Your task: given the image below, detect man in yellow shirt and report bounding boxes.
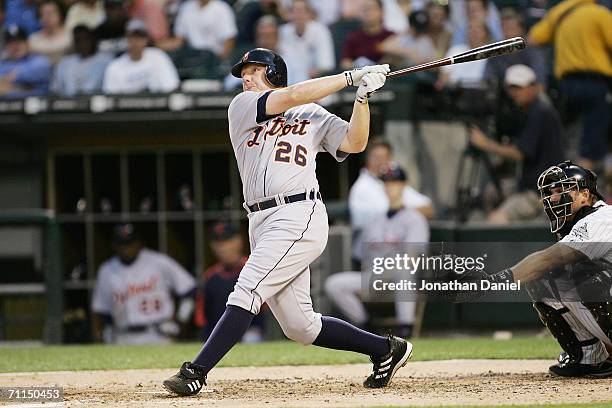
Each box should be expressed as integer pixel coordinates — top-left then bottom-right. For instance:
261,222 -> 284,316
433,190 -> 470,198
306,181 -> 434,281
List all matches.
529,0 -> 611,170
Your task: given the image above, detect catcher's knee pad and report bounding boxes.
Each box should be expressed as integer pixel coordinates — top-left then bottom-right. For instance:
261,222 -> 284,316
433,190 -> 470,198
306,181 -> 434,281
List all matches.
583,302 -> 612,342
533,302 -> 598,363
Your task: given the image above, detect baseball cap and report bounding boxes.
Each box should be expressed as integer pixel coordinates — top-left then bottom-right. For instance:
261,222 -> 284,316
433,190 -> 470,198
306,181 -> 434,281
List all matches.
4,25 -> 28,42
505,64 -> 537,87
112,223 -> 139,245
125,19 -> 148,37
209,222 -> 239,241
380,165 -> 408,182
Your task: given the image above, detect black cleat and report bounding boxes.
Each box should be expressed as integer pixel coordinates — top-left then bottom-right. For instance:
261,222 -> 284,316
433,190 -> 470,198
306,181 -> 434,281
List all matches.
549,359 -> 612,378
163,362 -> 207,396
363,335 -> 413,388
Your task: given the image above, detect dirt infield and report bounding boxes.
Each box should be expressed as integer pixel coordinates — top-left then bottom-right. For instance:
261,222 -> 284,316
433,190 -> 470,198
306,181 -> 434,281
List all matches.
3,360 -> 611,407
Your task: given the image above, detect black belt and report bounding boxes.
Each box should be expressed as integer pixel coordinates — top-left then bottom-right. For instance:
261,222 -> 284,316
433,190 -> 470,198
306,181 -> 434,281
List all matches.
125,325 -> 150,333
248,191 -> 321,213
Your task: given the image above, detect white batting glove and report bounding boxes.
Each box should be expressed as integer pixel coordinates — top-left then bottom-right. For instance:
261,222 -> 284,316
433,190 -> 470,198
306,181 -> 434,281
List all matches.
344,64 -> 390,87
356,73 -> 387,104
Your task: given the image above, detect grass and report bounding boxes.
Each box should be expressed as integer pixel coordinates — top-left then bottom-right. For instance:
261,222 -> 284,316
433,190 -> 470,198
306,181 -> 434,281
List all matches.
0,337 -> 561,373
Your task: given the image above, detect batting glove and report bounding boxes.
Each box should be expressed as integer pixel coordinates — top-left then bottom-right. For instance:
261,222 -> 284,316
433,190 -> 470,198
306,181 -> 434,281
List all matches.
356,73 -> 387,104
344,64 -> 390,87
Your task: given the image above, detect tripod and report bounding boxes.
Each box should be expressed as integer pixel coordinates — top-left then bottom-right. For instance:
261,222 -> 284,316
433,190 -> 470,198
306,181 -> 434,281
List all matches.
454,130 -> 505,223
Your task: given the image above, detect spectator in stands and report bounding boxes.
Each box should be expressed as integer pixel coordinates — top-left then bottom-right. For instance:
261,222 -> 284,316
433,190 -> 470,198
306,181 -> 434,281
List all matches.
340,0 -> 393,69
92,223 -> 196,344
0,25 -> 51,98
5,0 -> 42,35
529,0 -> 611,171
126,0 -> 169,46
235,0 -> 284,44
425,0 -> 451,59
279,0 -> 335,81
95,0 -> 129,54
469,65 -> 565,224
194,222 -> 265,343
379,9 -> 436,68
484,8 -> 546,86
52,25 -> 112,95
436,20 -> 490,89
341,0 -> 419,33
281,0 -> 340,26
449,0 -> 502,46
29,1 -> 72,65
349,139 -> 434,263
160,0 -> 237,60
64,0 -> 104,32
326,165 -> 429,339
102,19 -> 179,94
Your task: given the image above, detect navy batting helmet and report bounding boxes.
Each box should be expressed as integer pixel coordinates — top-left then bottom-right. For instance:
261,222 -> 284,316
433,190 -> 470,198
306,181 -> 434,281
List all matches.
537,160 -> 604,233
231,48 -> 288,87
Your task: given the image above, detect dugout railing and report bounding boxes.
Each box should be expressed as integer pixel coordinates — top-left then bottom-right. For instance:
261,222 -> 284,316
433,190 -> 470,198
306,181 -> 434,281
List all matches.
0,210 -> 63,343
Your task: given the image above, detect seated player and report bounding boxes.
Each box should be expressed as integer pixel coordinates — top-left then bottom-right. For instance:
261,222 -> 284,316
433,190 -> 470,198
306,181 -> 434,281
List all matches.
91,223 -> 196,344
326,165 -> 430,338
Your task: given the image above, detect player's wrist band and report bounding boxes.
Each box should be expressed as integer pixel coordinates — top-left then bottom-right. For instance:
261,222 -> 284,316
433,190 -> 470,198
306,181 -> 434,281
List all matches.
344,71 -> 353,87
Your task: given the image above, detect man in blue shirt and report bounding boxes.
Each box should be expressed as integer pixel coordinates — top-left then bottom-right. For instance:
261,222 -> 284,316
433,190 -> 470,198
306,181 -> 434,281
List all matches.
4,0 -> 40,35
0,25 -> 51,98
52,25 -> 113,96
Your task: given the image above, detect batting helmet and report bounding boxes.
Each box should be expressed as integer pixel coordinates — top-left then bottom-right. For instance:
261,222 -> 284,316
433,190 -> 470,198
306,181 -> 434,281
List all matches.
537,160 -> 604,233
231,48 -> 288,87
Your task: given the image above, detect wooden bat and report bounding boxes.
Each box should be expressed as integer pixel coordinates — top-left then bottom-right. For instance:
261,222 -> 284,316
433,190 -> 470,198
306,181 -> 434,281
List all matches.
387,37 -> 526,78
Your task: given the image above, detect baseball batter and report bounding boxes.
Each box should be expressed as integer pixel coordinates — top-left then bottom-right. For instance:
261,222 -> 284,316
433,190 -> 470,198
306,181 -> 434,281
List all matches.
164,48 -> 413,396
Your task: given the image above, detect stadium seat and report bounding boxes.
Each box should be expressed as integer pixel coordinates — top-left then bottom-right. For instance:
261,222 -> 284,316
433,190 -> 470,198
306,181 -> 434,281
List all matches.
330,19 -> 360,68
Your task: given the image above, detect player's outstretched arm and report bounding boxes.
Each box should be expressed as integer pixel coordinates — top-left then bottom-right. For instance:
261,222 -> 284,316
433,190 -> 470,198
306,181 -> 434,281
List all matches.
265,65 -> 390,116
510,243 -> 586,283
339,72 -> 388,153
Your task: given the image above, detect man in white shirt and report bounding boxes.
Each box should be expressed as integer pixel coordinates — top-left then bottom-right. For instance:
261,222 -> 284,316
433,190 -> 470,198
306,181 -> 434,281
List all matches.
279,0 -> 335,82
327,165 -> 429,338
163,0 -> 237,59
349,139 -> 434,261
103,19 -> 179,94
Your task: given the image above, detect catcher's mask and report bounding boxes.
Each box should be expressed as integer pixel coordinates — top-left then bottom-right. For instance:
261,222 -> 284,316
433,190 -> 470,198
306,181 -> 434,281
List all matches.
537,161 -> 604,233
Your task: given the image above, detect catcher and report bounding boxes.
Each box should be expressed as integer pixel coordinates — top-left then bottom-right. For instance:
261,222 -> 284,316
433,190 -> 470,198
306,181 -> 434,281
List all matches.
439,161 -> 612,378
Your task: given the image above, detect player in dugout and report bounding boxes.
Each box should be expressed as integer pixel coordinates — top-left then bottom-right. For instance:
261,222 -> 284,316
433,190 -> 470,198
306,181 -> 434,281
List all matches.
91,223 -> 196,344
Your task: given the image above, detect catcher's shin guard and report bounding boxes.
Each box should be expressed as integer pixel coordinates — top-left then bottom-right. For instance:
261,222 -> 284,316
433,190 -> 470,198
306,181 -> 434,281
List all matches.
533,302 -> 587,364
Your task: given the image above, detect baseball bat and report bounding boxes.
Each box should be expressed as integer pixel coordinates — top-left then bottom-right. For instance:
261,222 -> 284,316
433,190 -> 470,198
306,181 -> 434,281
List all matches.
387,37 -> 526,78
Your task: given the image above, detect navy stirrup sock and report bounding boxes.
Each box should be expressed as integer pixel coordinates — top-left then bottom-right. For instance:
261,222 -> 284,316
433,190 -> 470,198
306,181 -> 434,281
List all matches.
313,316 -> 390,358
192,305 -> 255,372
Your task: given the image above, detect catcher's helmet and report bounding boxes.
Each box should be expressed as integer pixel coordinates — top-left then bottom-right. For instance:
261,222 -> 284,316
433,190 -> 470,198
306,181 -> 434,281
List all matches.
231,48 -> 288,87
537,160 -> 604,233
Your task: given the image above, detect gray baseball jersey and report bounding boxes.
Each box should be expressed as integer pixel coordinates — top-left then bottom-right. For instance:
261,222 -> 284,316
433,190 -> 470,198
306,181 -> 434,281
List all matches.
92,248 -> 195,330
228,90 -> 348,203
225,89 -> 350,345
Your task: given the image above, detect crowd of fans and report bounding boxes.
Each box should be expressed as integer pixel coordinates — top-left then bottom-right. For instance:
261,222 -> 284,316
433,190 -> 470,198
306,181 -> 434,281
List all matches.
0,0 -> 572,97
1,0 -> 611,214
